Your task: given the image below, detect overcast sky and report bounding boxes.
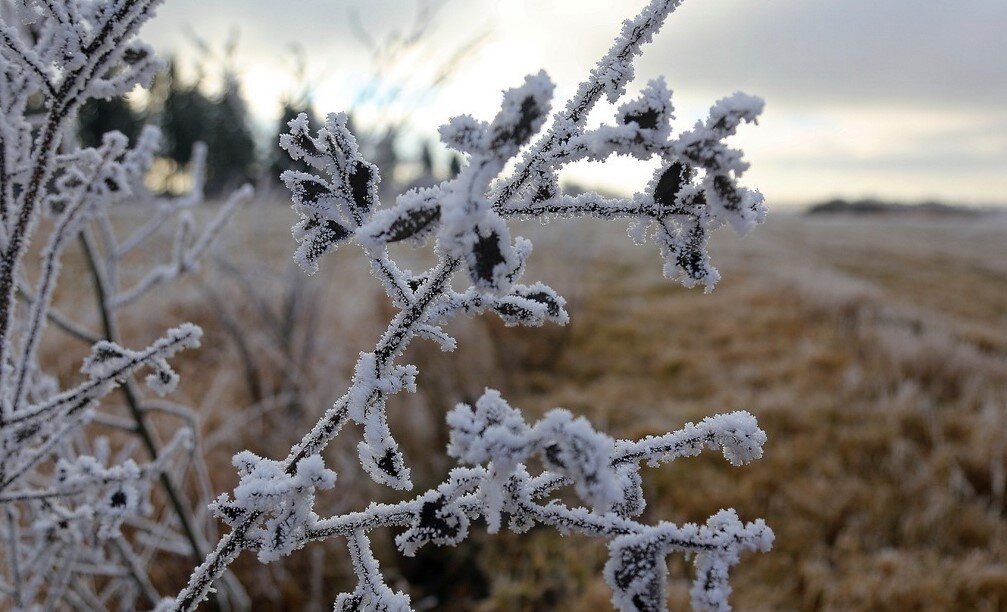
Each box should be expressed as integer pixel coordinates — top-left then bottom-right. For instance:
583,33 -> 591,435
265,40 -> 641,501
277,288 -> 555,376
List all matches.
142,0 -> 1007,207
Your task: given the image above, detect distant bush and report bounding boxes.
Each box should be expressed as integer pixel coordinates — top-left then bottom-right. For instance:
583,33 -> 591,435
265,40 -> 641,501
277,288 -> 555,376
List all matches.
807,198 -> 984,216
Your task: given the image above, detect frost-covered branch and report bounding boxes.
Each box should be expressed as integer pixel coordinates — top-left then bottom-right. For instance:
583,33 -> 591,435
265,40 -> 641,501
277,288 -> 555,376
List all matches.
1,324 -> 201,490
109,183 -> 253,310
176,0 -> 771,610
0,0 -> 164,371
0,2 -> 250,608
206,393 -> 769,612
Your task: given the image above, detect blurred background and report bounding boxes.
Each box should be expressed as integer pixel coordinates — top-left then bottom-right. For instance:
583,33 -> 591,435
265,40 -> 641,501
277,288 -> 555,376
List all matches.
102,0 -> 1007,208
59,0 -> 1007,609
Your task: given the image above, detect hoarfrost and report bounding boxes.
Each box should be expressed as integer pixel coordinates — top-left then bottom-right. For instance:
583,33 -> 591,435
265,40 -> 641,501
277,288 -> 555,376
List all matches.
172,0 -> 774,610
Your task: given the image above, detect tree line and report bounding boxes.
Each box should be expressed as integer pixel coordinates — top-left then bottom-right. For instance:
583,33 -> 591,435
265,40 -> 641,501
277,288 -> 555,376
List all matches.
77,60 -> 457,198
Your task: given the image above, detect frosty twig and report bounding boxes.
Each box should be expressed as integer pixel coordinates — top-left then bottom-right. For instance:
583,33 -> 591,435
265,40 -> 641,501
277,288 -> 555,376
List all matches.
0,2 -> 250,608
175,0 -> 771,610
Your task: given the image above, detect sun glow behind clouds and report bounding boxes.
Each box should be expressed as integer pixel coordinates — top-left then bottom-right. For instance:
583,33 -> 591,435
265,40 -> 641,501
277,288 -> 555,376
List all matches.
143,0 -> 1007,207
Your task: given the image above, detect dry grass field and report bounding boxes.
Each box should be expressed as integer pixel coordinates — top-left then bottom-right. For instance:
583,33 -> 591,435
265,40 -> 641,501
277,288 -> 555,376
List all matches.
40,205 -> 1007,610
472,212 -> 1007,611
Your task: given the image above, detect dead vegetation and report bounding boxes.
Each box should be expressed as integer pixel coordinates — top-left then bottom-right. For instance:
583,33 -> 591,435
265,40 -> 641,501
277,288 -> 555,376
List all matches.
41,205 -> 1007,610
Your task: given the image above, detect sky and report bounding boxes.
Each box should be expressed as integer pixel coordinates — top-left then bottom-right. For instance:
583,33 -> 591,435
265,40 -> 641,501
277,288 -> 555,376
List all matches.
142,0 -> 1007,207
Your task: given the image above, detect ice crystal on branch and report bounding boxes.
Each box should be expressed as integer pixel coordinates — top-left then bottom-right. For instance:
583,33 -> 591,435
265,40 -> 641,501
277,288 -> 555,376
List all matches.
213,452 -> 337,563
335,530 -> 412,611
280,112 -> 380,274
605,509 -> 772,612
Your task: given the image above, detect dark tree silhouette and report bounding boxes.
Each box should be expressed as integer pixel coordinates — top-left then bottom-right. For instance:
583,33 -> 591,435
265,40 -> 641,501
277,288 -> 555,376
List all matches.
159,63 -> 256,194
269,100 -> 318,182
206,74 -> 257,193
77,97 -> 144,149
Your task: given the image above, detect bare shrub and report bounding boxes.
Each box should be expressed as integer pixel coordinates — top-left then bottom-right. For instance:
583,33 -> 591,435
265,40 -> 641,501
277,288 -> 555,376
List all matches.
0,2 -> 250,608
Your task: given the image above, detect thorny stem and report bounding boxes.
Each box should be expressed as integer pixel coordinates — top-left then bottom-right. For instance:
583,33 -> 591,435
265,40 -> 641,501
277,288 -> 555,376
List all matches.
286,255 -> 459,467
4,508 -> 23,608
11,146 -> 121,412
0,134 -> 8,227
14,282 -> 100,344
0,110 -> 61,421
79,231 -> 226,611
111,535 -> 161,607
0,0 -> 155,421
192,277 -> 264,405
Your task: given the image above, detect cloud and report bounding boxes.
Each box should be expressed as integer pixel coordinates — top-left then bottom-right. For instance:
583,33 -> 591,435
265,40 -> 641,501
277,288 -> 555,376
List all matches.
140,0 -> 1006,204
645,0 -> 1007,110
